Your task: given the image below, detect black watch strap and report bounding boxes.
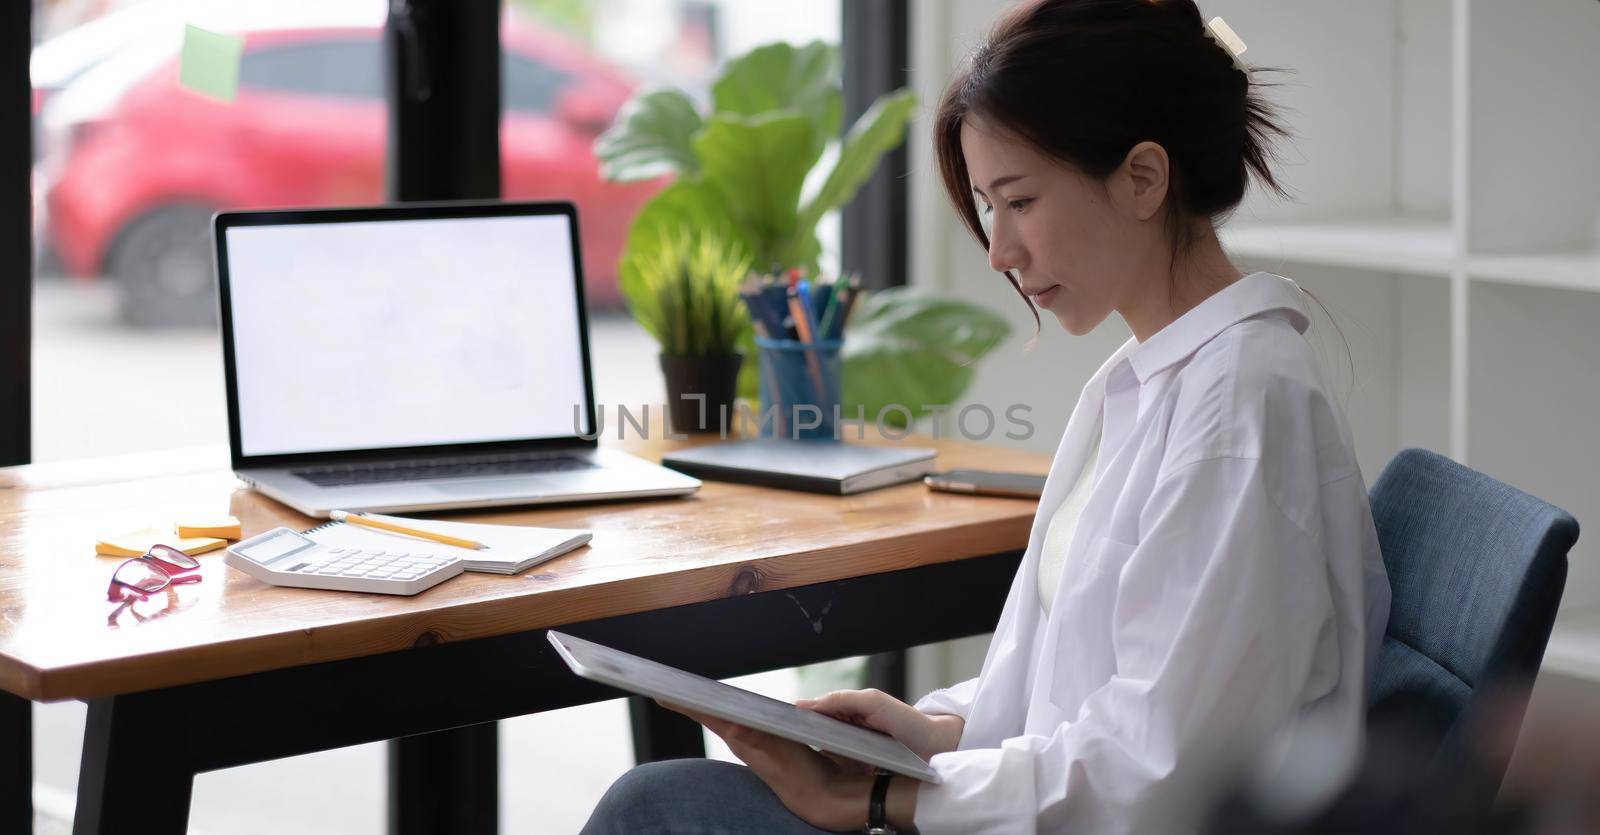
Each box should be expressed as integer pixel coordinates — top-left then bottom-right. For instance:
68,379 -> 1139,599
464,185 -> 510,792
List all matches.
865,769 -> 896,834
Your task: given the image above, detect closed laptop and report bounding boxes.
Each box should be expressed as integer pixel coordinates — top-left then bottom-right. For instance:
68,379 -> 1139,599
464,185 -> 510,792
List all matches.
662,439 -> 936,495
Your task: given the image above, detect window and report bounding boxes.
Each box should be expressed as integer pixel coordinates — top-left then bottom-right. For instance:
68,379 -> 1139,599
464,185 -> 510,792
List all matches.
239,37 -> 385,101
503,52 -> 571,114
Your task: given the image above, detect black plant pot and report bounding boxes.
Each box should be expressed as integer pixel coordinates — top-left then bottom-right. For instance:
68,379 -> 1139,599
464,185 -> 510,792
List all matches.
659,353 -> 743,433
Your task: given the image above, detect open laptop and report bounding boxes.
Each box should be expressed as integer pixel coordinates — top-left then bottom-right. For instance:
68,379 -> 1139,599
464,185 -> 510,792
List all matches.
214,200 -> 701,518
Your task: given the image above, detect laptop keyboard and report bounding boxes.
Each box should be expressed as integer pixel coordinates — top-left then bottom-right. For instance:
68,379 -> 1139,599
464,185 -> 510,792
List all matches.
292,455 -> 597,487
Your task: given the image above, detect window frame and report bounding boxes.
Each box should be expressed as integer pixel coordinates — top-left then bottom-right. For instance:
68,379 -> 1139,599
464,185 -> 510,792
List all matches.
841,0 -> 910,293
2,0 -> 29,467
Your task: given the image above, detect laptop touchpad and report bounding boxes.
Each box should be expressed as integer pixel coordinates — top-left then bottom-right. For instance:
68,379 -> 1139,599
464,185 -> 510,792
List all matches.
429,478 -> 555,497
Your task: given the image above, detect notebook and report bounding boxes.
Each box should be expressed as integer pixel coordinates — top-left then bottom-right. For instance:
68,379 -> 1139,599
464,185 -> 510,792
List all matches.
302,513 -> 592,575
661,439 -> 937,495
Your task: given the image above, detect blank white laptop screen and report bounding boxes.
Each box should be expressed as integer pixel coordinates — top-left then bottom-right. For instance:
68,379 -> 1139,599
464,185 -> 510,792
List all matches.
225,214 -> 590,457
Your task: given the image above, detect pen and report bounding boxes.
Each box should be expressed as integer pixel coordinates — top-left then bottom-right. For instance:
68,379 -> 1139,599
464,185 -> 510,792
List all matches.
788,286 -> 815,345
817,276 -> 844,341
807,277 -> 831,324
764,283 -> 792,338
787,286 -> 828,399
796,279 -> 820,340
330,510 -> 488,550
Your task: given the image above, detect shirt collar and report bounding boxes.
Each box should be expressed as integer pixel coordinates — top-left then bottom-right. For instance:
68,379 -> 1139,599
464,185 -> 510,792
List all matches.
1121,272 -> 1311,385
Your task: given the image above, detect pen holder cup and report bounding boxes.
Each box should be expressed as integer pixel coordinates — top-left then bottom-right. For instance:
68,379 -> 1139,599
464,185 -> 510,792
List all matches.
754,337 -> 843,440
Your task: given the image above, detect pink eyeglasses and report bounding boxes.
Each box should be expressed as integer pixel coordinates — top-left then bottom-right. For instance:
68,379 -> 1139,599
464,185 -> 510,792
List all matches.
106,544 -> 203,602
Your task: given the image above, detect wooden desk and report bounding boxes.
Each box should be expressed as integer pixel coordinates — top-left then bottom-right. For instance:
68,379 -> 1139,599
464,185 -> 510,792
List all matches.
0,434 -> 1047,833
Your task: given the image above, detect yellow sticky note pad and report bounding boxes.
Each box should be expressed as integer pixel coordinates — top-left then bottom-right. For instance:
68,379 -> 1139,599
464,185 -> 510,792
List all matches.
95,527 -> 227,558
178,24 -> 244,103
175,516 -> 242,540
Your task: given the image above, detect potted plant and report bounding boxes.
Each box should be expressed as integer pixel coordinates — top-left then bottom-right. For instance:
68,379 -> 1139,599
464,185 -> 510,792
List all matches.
623,228 -> 750,433
597,40 -> 1009,426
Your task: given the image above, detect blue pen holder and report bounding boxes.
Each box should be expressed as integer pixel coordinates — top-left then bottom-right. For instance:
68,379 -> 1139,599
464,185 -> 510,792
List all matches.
754,337 -> 843,440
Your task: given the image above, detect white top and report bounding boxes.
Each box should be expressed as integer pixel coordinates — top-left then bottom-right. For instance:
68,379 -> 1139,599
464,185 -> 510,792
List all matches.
911,272 -> 1392,834
1036,435 -> 1099,618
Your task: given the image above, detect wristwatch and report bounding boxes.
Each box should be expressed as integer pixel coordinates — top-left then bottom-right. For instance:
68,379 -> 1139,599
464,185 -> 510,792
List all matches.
863,769 -> 897,834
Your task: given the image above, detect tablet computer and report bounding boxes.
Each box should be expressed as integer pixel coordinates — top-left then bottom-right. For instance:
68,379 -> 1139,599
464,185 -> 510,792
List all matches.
547,630 -> 941,783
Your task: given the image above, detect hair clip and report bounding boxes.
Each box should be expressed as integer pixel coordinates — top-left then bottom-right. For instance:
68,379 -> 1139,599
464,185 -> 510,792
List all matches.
1202,16 -> 1251,81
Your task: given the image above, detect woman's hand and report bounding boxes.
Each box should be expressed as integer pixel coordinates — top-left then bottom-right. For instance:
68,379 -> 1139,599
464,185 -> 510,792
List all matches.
653,689 -> 956,830
656,701 -> 880,831
795,688 -> 965,761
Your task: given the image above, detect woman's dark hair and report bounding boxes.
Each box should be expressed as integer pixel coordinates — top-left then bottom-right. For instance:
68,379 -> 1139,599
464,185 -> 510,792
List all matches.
935,0 -> 1290,329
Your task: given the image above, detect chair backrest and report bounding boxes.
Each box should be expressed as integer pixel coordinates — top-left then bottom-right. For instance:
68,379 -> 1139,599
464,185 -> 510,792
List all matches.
1367,448 -> 1576,763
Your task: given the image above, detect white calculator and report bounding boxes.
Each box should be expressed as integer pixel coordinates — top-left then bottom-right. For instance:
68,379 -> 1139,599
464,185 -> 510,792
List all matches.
226,527 -> 464,595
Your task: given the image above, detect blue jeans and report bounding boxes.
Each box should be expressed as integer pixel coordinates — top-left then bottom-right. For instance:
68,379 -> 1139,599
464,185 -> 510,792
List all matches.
580,758 -> 845,834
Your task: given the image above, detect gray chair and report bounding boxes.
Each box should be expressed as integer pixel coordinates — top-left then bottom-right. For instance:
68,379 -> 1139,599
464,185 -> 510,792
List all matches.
1367,447 -> 1577,788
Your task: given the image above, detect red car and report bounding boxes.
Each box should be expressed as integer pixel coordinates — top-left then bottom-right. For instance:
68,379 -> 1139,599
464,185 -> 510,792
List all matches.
40,18 -> 662,326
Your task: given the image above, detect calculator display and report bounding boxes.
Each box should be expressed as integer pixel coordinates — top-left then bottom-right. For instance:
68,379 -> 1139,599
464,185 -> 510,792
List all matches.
237,530 -> 316,565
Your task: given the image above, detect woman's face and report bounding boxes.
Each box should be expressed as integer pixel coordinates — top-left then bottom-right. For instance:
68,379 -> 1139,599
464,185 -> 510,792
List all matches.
960,119 -> 1169,336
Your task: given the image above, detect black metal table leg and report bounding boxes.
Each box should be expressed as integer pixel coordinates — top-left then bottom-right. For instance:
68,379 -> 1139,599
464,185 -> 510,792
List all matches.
627,696 -> 707,763
866,649 -> 909,700
75,695 -> 193,835
1,690 -> 30,835
387,722 -> 499,835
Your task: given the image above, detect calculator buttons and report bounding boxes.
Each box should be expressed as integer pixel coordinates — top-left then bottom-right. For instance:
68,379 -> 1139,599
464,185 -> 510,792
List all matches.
235,539 -> 459,592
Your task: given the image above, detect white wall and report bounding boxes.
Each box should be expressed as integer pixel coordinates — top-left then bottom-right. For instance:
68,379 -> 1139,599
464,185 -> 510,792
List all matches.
1467,0 -> 1600,253
1468,283 -> 1600,609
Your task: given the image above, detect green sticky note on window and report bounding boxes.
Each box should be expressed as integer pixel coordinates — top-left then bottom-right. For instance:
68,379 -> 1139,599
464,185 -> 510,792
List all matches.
178,24 -> 244,103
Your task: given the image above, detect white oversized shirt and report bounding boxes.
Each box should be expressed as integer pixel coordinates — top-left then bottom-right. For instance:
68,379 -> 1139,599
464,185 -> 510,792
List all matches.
912,272 -> 1392,834
1037,436 -> 1099,617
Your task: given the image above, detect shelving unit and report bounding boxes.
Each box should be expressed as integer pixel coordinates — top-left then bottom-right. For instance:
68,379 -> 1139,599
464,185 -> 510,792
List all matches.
1220,216 -> 1454,278
1214,0 -> 1600,683
1469,252 -> 1600,293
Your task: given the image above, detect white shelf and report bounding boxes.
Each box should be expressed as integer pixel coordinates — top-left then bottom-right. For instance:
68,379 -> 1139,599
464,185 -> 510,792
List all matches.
1469,251 -> 1600,293
1221,216 -> 1455,278
1543,605 -> 1600,682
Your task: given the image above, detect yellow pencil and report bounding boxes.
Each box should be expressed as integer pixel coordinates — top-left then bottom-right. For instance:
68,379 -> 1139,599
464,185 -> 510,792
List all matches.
329,510 -> 488,550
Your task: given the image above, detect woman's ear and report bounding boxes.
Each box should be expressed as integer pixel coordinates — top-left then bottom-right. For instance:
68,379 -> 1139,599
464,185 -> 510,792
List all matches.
1111,141 -> 1170,222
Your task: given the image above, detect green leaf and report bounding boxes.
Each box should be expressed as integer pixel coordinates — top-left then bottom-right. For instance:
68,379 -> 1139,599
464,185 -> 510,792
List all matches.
841,289 -> 1013,428
618,180 -> 751,323
786,89 -> 918,265
712,41 -> 842,141
735,322 -> 760,401
621,227 -> 751,357
593,87 -> 704,182
694,112 -> 821,272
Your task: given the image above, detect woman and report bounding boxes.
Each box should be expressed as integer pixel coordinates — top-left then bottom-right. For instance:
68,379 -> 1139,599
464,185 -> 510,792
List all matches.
583,0 -> 1391,831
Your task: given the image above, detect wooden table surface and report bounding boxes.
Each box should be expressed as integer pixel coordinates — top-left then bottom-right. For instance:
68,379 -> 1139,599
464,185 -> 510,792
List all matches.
0,432 -> 1049,703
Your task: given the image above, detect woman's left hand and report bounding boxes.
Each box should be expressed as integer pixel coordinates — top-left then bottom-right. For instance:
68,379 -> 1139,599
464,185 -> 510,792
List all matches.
656,700 -> 876,831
